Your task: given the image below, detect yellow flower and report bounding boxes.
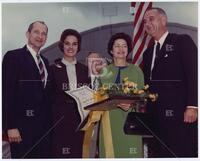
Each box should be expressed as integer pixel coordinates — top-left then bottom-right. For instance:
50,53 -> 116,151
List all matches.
102,84 -> 109,91
123,77 -> 129,83
96,87 -> 106,96
124,81 -> 129,87
128,82 -> 137,88
132,89 -> 138,94
137,90 -> 145,94
123,87 -> 130,94
105,76 -> 158,103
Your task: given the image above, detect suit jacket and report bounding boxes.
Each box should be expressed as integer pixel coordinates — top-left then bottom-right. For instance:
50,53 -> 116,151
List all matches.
143,33 -> 197,121
2,45 -> 52,137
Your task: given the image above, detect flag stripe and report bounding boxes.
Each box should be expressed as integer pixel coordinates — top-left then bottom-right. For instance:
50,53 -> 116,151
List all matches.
131,2 -> 153,66
133,3 -> 150,39
134,36 -> 153,66
132,35 -> 147,64
132,22 -> 144,48
133,2 -> 144,27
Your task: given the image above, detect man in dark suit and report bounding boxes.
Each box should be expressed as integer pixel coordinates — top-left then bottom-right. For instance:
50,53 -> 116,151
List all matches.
2,21 -> 52,158
142,8 -> 198,157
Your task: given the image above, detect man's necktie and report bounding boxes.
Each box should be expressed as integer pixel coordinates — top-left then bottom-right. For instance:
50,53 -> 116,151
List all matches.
156,42 -> 160,57
36,54 -> 45,83
151,42 -> 161,79
154,42 -> 160,65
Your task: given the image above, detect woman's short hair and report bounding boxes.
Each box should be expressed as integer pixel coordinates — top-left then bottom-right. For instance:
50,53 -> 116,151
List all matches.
58,29 -> 81,52
107,32 -> 132,56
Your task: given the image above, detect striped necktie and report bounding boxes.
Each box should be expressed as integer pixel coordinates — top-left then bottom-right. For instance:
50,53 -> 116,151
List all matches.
36,54 -> 45,83
92,76 -> 102,91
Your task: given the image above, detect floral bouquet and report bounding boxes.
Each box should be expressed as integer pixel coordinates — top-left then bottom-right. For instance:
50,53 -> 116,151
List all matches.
89,77 -> 158,135
95,77 -> 158,112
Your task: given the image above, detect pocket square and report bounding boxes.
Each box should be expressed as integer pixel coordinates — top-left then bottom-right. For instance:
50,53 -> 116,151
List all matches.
164,54 -> 168,58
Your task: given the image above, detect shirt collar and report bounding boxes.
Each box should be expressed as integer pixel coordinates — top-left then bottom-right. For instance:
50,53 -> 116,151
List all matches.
155,31 -> 169,49
61,57 -> 77,66
26,44 -> 40,57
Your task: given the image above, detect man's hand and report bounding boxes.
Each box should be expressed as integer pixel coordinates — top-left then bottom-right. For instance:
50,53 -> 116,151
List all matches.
184,107 -> 198,123
91,59 -> 107,75
7,129 -> 22,143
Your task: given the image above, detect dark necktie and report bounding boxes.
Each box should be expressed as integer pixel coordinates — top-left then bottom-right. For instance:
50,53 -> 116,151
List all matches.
36,54 -> 45,83
154,42 -> 160,65
155,42 -> 160,57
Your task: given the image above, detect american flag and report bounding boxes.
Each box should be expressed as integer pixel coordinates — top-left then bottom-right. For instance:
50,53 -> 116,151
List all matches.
130,2 -> 153,68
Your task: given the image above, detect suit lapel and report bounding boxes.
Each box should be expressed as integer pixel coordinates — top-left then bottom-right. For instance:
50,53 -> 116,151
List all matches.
148,46 -> 154,67
56,60 -> 69,84
23,46 -> 41,80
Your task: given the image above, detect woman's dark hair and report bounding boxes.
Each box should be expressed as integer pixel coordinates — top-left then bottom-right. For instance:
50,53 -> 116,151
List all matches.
107,32 -> 132,56
58,29 -> 81,53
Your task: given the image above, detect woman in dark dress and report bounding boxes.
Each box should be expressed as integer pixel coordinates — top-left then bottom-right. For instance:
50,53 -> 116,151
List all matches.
50,29 -> 90,158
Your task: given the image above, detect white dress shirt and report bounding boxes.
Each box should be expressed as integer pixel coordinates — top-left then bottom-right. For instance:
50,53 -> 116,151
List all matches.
90,74 -> 96,90
90,74 -> 101,90
61,58 -> 77,90
26,44 -> 48,87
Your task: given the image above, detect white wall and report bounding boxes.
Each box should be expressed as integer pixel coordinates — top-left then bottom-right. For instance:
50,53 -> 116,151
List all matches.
1,2 -> 198,55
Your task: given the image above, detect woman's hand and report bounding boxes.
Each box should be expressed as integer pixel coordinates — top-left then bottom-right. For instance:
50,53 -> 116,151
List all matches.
117,103 -> 131,111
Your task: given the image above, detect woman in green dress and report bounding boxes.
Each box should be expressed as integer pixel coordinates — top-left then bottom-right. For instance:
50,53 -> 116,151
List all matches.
99,32 -> 144,158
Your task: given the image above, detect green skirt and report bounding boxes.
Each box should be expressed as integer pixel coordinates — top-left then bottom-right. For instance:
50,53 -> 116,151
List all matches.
99,108 -> 143,158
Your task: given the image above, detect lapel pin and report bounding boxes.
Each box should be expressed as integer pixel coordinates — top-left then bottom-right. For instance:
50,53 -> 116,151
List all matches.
164,54 -> 168,58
